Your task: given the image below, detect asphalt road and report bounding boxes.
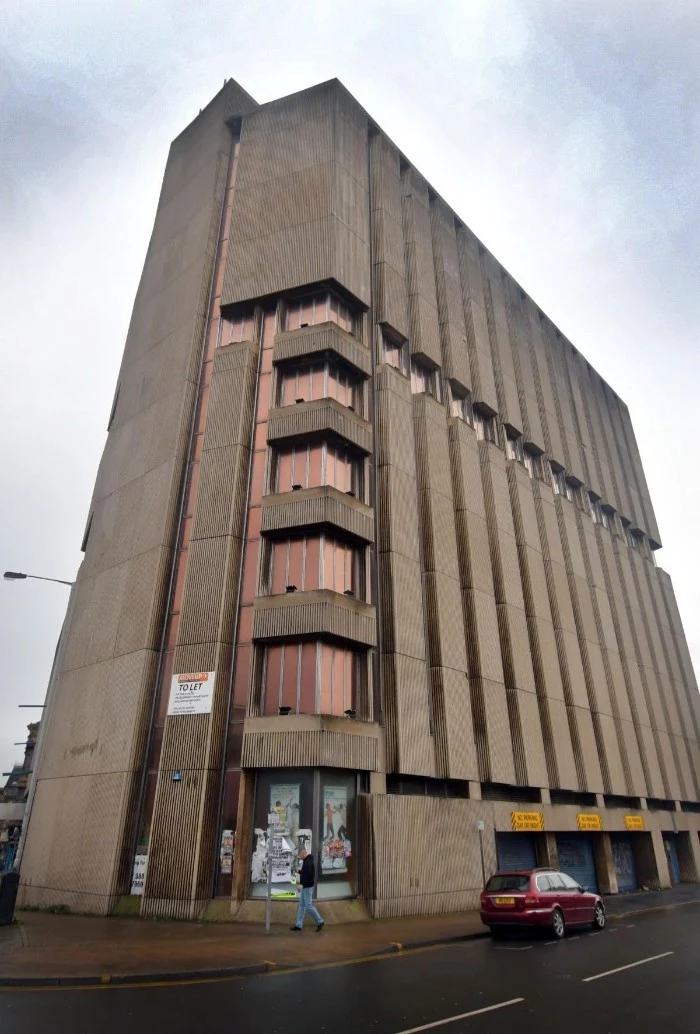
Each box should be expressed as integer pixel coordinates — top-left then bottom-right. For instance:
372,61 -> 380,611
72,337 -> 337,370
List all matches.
2,903 -> 698,1034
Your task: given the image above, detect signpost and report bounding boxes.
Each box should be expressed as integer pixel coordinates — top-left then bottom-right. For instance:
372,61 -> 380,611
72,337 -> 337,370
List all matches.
477,820 -> 486,887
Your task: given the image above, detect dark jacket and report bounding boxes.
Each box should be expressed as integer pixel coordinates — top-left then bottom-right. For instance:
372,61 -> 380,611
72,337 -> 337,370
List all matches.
299,853 -> 315,888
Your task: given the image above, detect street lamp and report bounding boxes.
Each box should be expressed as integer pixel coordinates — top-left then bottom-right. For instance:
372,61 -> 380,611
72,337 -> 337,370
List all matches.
3,568 -> 74,872
4,571 -> 74,587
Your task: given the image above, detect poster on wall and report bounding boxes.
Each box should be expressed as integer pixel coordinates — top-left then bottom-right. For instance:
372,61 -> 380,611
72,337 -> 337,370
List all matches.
167,671 -> 215,716
220,829 -> 234,875
131,854 -> 148,895
321,786 -> 351,873
269,784 -> 300,838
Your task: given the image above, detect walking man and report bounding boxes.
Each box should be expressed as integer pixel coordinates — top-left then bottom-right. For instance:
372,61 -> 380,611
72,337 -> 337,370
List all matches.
290,849 -> 324,932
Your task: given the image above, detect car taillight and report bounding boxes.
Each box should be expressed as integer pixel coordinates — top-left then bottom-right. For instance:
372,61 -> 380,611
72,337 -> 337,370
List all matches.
480,892 -> 487,906
523,895 -> 538,907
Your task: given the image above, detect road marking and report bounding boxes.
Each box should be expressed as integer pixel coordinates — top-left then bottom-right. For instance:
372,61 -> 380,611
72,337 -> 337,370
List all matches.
582,951 -> 674,983
493,944 -> 532,951
392,998 -> 525,1033
569,936 -> 580,941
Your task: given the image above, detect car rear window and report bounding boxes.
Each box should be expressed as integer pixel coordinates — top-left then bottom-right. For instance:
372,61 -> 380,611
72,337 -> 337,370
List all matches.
486,875 -> 530,892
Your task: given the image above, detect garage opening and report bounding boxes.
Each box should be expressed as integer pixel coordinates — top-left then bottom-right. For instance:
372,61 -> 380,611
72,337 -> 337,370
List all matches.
555,834 -> 599,893
610,833 -> 639,892
496,832 -> 537,873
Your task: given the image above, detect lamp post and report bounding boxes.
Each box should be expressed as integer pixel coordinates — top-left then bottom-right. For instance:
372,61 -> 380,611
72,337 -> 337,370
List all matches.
3,570 -> 74,872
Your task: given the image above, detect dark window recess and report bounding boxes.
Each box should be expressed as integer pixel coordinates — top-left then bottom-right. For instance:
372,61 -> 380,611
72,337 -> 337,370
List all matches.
680,801 -> 700,814
646,798 -> 676,812
481,783 -> 541,804
550,789 -> 597,807
604,794 -> 642,810
386,775 -> 470,799
80,512 -> 93,553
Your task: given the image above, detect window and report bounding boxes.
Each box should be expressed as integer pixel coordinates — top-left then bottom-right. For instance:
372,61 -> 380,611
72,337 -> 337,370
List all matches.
505,431 -> 525,464
267,534 -> 362,597
278,360 -> 361,413
448,382 -> 474,425
523,446 -> 546,481
536,875 -> 553,891
550,465 -> 577,502
485,875 -> 530,892
286,292 -> 355,336
559,874 -> 581,891
600,505 -> 614,531
222,311 -> 255,344
261,641 -> 358,716
381,330 -> 409,376
474,408 -> 497,443
410,358 -> 442,401
272,443 -> 362,498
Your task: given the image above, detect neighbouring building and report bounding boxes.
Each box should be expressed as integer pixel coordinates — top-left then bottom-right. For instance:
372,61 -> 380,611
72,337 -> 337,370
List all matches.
18,79 -> 700,919
1,724 -> 38,871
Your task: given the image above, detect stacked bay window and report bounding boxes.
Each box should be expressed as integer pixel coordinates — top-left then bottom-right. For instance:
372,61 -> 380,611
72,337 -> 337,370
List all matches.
278,360 -> 363,413
266,533 -> 365,599
285,290 -> 355,335
261,641 -> 361,717
272,442 -> 363,498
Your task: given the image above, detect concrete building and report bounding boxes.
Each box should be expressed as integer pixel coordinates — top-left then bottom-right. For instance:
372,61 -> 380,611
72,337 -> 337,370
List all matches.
19,78 -> 700,920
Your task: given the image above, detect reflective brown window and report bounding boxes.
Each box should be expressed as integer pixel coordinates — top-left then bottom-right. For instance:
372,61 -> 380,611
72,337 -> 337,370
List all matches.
261,641 -> 358,716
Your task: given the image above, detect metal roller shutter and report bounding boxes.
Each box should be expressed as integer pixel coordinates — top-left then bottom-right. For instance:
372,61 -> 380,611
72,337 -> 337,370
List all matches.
611,834 -> 638,892
496,832 -> 537,872
556,834 -> 599,893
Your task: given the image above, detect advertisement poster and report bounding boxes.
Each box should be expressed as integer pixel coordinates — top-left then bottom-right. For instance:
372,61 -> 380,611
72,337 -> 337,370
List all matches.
270,834 -> 295,883
131,854 -> 148,895
167,671 -> 215,716
219,829 -> 234,875
321,786 -> 351,873
269,784 -> 300,838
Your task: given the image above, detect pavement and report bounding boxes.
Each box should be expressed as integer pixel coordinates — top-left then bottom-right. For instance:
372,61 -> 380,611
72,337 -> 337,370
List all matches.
2,896 -> 699,1034
0,883 -> 698,988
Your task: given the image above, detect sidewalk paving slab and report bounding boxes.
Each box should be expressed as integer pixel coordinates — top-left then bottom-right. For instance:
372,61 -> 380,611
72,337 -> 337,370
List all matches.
1,884 -> 698,988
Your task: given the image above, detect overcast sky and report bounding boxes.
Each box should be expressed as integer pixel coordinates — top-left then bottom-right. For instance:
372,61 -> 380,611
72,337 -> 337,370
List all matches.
1,0 -> 699,779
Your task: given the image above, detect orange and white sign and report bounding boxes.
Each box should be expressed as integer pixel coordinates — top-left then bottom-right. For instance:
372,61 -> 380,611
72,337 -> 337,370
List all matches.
167,671 -> 215,716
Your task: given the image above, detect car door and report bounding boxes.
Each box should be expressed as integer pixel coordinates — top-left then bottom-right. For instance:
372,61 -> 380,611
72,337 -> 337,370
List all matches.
560,872 -> 592,922
548,873 -> 578,923
535,873 -> 557,915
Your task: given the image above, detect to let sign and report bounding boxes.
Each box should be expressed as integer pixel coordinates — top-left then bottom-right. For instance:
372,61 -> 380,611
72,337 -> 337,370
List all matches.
167,671 -> 215,716
511,811 -> 545,831
577,813 -> 603,831
624,815 -> 645,831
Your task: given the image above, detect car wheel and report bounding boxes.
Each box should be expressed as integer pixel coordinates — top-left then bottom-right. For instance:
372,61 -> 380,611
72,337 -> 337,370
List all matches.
592,903 -> 605,930
551,908 -> 565,939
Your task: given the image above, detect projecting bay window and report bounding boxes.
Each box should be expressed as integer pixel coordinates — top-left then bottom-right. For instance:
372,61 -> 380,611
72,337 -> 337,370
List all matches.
410,357 -> 442,401
505,430 -> 525,464
449,382 -> 474,425
266,534 -> 364,599
261,641 -> 361,717
278,360 -> 362,414
588,492 -> 609,527
286,291 -> 355,336
474,407 -> 497,443
381,329 -> 409,376
221,310 -> 256,344
272,442 -> 364,499
523,446 -> 546,481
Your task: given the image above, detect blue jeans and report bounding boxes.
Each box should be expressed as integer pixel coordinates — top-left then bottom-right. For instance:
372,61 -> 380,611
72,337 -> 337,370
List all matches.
295,886 -> 324,928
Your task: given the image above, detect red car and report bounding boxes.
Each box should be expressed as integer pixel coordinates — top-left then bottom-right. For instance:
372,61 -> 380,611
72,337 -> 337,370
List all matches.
480,868 -> 606,938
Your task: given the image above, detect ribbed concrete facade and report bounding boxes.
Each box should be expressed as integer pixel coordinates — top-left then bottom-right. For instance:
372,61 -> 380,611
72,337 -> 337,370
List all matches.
19,78 -> 700,920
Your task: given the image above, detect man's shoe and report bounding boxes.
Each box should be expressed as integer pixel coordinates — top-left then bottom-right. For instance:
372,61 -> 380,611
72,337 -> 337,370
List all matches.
290,926 -> 302,931
316,922 -> 325,932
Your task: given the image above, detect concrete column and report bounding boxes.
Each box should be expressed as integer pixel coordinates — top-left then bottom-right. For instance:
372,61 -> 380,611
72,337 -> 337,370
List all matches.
635,829 -> 669,890
369,771 -> 387,794
592,833 -> 618,895
231,770 -> 256,905
469,781 -> 482,801
537,832 -> 559,869
539,788 -> 551,805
